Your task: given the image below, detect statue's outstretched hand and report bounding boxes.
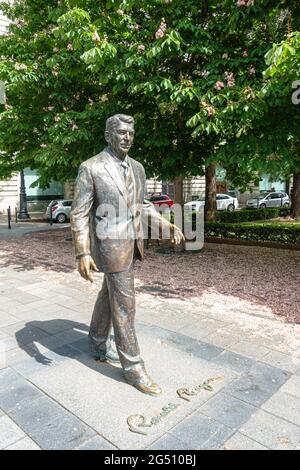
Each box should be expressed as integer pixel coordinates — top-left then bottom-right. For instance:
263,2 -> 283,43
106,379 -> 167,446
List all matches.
171,225 -> 185,245
78,255 -> 99,283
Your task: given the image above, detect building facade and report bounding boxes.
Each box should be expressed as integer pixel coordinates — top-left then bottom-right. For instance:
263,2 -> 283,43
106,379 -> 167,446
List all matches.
146,176 -> 206,202
0,11 -> 19,213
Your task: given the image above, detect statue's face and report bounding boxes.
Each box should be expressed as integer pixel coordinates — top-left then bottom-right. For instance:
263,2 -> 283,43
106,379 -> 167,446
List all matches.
107,121 -> 135,158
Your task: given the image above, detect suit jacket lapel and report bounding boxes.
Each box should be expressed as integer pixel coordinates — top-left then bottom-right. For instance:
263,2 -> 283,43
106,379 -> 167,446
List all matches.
101,150 -> 141,209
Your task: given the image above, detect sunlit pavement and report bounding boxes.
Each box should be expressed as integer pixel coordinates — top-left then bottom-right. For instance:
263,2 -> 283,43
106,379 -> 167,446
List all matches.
0,263 -> 299,450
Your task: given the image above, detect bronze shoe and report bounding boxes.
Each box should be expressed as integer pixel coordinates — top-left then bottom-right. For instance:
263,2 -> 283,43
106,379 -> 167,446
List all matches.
94,348 -> 120,364
124,371 -> 162,397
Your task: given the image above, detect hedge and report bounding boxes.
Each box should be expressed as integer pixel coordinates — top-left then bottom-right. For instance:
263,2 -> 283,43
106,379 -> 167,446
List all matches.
204,222 -> 300,245
216,207 -> 291,224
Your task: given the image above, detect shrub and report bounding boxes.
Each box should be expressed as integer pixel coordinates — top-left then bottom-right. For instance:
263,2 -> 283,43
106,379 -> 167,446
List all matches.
216,207 -> 291,224
204,221 -> 300,245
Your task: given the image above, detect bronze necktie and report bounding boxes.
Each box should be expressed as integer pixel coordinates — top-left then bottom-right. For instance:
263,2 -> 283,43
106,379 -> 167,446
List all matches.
121,161 -> 134,205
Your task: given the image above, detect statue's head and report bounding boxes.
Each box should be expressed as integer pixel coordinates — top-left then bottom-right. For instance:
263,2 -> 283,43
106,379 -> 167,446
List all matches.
105,114 -> 135,159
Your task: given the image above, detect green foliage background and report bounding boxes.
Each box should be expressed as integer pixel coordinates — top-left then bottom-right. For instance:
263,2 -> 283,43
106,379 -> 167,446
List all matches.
0,0 -> 299,189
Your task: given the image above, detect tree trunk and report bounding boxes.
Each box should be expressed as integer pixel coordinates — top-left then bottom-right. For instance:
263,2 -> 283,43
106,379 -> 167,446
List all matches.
205,163 -> 217,221
173,176 -> 185,252
174,176 -> 184,206
291,171 -> 300,219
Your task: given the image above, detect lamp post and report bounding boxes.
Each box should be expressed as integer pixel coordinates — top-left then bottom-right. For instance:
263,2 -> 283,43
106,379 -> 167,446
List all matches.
18,169 -> 30,220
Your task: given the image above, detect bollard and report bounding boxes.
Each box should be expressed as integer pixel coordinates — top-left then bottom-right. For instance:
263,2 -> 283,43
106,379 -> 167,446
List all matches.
50,205 -> 53,226
15,206 -> 18,223
7,206 -> 11,230
147,214 -> 151,249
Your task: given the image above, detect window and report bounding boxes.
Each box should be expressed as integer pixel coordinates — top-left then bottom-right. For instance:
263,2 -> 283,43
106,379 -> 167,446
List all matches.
150,196 -> 162,202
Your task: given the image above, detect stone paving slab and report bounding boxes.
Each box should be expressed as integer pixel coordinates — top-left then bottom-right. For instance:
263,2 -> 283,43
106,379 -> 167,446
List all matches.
2,291 -> 42,305
261,391 -> 300,427
199,330 -> 240,349
25,414 -> 96,450
0,336 -> 20,352
279,375 -> 300,398
147,433 -> 191,451
239,409 -> 300,450
0,330 -> 9,340
0,222 -> 69,240
168,412 -> 234,450
0,312 -> 20,328
261,350 -> 300,374
0,377 -> 44,414
221,362 -> 290,407
75,435 -> 117,450
212,350 -> 256,374
222,432 -> 269,450
4,436 -> 41,450
0,301 -> 34,316
227,340 -> 272,360
0,415 -> 26,449
3,345 -> 39,367
0,265 -> 299,450
0,368 -> 26,392
2,321 -> 52,345
5,392 -> 96,450
198,392 -> 258,431
10,344 -> 83,379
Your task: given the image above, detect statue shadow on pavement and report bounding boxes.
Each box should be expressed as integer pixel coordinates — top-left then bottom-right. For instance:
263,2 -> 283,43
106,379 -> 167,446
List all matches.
14,319 -> 124,384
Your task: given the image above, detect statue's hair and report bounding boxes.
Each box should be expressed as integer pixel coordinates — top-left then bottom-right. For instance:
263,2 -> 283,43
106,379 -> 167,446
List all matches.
105,114 -> 134,135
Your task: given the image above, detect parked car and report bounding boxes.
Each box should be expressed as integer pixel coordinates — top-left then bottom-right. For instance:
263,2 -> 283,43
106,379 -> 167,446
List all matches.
147,193 -> 174,209
259,190 -> 272,195
45,200 -> 73,223
227,189 -> 239,199
184,194 -> 238,212
246,192 -> 290,209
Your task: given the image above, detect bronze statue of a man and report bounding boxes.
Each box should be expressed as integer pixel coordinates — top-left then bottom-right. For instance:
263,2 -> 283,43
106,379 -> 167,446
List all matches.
70,114 -> 184,396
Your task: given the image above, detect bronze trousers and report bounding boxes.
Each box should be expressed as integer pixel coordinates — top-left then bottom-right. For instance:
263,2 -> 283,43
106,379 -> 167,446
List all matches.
88,265 -> 145,374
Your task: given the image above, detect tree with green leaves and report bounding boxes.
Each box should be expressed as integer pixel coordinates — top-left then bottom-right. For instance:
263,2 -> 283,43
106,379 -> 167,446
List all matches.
262,29 -> 300,218
214,25 -> 300,218
0,0 -> 299,218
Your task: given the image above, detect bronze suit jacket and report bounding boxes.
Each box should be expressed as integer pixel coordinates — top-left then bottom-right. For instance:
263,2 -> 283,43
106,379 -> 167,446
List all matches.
70,147 -> 171,273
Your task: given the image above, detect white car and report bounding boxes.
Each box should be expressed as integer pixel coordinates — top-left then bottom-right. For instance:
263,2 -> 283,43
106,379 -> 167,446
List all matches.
184,194 -> 238,212
44,199 -> 72,223
246,192 -> 290,209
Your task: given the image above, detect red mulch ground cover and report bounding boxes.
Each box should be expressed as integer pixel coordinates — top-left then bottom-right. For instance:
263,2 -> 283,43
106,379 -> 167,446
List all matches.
0,228 -> 299,324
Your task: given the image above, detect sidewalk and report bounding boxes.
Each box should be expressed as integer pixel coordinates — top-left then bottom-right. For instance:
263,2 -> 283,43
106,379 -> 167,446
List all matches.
0,263 -> 300,450
0,216 -> 69,240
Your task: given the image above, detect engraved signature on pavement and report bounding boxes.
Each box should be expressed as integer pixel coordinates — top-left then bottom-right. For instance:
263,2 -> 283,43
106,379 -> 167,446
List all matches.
127,376 -> 224,435
177,376 -> 224,402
